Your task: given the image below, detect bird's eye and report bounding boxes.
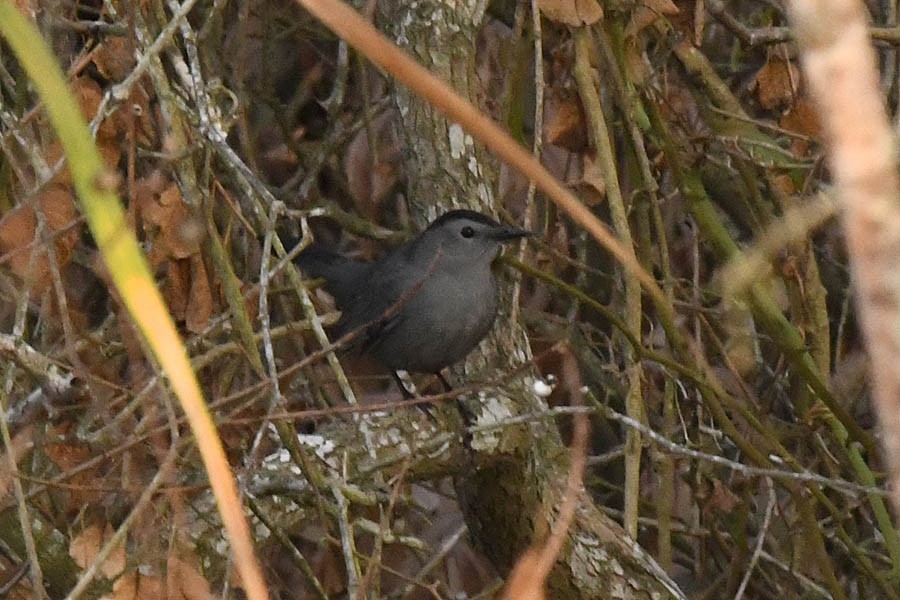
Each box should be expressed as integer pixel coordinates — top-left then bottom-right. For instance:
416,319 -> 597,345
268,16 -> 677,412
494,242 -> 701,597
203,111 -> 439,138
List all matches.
460,226 -> 475,238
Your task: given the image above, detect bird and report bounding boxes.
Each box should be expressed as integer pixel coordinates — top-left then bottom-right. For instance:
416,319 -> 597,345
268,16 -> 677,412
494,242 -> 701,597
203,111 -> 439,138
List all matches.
294,209 -> 530,397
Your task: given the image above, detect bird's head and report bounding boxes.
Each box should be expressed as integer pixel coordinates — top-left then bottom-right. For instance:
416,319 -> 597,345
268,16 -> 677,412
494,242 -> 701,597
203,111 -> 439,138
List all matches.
415,209 -> 532,265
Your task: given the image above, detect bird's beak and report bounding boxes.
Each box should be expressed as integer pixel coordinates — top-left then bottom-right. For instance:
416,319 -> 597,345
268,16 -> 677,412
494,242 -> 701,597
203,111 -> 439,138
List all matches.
491,227 -> 535,242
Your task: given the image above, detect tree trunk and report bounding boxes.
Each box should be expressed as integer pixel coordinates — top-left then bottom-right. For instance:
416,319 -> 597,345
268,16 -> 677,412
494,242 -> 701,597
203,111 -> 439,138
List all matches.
377,2 -> 684,597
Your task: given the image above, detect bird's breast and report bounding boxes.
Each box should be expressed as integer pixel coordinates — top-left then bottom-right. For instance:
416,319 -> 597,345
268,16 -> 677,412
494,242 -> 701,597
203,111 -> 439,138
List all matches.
371,267 -> 500,373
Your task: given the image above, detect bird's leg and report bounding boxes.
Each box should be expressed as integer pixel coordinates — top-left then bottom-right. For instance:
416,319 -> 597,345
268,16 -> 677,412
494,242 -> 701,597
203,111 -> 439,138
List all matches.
436,372 -> 453,392
392,371 -> 436,421
392,370 -> 416,399
435,370 -> 476,430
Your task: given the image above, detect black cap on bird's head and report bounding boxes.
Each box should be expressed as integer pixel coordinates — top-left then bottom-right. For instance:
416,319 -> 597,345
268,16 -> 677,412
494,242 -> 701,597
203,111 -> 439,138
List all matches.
426,209 -> 503,231
425,209 -> 533,241
408,209 -> 533,263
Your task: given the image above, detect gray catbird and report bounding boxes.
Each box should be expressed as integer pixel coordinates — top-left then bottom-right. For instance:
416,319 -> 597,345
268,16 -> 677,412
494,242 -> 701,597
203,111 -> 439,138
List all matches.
295,210 -> 530,390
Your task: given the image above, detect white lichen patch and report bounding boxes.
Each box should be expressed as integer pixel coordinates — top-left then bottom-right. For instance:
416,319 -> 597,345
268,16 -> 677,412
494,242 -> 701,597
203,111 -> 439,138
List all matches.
373,425 -> 411,456
569,533 -> 618,595
297,433 -> 336,461
481,392 -> 513,420
215,538 -> 228,556
423,437 -> 451,459
260,447 -> 302,476
476,181 -> 491,205
513,346 -> 529,364
469,154 -> 481,178
470,393 -> 513,451
358,412 -> 400,458
449,123 -> 466,159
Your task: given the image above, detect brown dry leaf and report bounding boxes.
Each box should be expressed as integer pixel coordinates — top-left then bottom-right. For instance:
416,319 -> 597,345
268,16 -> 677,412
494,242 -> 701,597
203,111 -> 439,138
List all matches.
127,84 -> 159,148
73,77 -> 119,140
92,81 -> 157,149
112,572 -> 165,600
98,137 -> 124,174
770,173 -> 796,197
344,110 -> 401,214
704,480 -> 741,516
185,253 -> 213,333
539,0 -> 603,26
131,172 -> 169,225
0,427 -> 34,499
111,573 -> 139,600
69,525 -> 102,569
41,143 -> 74,187
0,185 -> 79,295
780,96 -> 820,156
152,214 -> 212,330
625,0 -> 679,37
575,153 -> 606,206
72,76 -> 101,122
70,524 -> 125,579
36,186 -> 78,237
166,556 -> 215,600
620,4 -> 672,86
44,137 -> 121,189
501,547 -> 546,600
138,183 -> 202,267
44,428 -> 92,475
162,258 -> 190,321
754,57 -> 800,110
44,427 -> 106,513
93,36 -> 136,82
544,93 -> 587,152
110,572 -> 137,600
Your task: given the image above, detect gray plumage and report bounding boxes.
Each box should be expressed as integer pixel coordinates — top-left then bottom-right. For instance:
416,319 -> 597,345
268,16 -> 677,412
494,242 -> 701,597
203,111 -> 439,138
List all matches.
295,210 -> 529,374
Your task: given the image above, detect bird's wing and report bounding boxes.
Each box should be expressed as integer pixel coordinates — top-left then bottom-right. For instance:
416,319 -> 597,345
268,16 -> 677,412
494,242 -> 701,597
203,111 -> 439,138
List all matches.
294,243 -> 371,307
335,251 -> 425,350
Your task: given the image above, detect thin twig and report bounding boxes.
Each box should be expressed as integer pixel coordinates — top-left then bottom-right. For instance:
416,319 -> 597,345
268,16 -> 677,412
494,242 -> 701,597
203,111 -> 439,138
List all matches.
734,478 -> 776,600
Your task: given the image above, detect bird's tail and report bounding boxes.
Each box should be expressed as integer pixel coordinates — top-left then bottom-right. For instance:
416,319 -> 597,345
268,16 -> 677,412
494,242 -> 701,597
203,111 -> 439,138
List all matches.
294,243 -> 367,305
294,243 -> 348,279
